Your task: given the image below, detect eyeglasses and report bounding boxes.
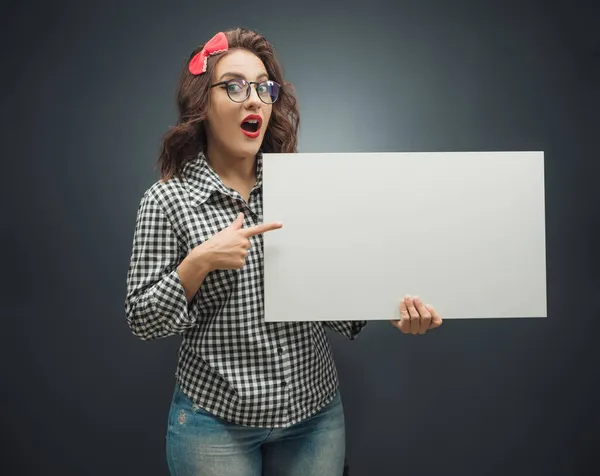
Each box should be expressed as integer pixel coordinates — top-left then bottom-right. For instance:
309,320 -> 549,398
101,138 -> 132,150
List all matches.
210,78 -> 280,104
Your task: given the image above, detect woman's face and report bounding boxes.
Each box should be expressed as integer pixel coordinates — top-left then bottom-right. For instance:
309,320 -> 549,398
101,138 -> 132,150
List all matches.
205,49 -> 274,160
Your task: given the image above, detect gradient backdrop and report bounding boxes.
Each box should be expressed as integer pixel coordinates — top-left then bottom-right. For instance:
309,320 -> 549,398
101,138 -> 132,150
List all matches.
2,0 -> 599,475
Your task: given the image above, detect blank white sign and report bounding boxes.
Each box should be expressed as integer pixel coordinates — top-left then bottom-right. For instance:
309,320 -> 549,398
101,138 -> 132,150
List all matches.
262,151 -> 547,321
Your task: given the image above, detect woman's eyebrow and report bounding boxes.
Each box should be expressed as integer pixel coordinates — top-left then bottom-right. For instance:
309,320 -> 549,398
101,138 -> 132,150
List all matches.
218,71 -> 269,81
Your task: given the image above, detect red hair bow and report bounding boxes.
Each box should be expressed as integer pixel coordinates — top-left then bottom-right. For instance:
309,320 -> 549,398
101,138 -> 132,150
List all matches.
188,32 -> 229,75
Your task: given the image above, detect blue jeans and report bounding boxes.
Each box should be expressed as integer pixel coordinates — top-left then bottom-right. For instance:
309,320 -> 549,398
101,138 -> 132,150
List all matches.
166,383 -> 346,476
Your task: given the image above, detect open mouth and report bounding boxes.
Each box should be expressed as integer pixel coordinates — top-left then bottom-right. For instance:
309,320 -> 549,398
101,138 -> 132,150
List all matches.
241,120 -> 260,133
240,115 -> 262,138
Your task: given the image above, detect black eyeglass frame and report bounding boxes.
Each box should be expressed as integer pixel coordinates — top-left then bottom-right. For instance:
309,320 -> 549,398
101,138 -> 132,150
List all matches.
210,78 -> 281,104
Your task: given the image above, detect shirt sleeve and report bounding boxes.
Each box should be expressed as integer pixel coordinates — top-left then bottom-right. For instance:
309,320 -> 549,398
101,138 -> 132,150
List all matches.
323,320 -> 368,340
124,190 -> 198,340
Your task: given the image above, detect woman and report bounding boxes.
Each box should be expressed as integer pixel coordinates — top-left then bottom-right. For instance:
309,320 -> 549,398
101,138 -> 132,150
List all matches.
124,27 -> 442,476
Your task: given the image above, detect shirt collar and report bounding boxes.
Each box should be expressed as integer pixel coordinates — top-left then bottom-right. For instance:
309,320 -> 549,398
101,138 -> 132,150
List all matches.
184,150 -> 263,208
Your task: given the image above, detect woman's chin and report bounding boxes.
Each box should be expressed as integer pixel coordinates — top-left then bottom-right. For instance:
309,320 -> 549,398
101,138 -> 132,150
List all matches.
234,142 -> 262,159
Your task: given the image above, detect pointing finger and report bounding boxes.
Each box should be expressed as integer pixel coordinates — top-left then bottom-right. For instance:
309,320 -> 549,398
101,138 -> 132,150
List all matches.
240,221 -> 283,238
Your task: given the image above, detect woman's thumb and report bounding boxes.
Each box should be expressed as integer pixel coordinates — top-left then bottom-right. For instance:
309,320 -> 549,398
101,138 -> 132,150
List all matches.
230,212 -> 244,229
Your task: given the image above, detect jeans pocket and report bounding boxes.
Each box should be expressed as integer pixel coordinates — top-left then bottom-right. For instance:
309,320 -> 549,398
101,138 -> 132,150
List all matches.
169,384 -> 198,428
169,384 -> 226,433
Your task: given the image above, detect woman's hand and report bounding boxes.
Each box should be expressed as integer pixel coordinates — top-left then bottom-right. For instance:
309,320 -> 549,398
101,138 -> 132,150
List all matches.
390,295 -> 443,335
195,212 -> 283,271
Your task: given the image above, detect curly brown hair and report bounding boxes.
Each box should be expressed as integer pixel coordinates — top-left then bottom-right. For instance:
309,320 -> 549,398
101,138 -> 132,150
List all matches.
156,27 -> 300,181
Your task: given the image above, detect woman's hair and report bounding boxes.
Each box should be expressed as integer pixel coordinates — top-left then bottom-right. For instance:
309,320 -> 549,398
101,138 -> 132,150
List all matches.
157,27 -> 299,181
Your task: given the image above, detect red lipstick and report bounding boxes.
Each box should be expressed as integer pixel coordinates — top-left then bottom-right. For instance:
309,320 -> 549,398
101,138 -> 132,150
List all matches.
240,114 -> 262,139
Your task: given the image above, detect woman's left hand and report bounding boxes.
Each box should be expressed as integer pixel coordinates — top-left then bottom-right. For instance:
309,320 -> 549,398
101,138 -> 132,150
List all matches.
390,295 -> 443,335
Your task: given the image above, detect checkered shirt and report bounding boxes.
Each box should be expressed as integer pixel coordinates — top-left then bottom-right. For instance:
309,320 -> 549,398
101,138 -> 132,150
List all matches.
124,151 -> 367,428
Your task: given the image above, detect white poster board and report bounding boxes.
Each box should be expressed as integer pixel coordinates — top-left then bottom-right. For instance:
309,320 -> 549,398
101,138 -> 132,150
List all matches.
262,151 -> 547,321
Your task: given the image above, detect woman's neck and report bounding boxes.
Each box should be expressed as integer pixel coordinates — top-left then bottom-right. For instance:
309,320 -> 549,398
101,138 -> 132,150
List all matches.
204,145 -> 257,201
205,146 -> 256,182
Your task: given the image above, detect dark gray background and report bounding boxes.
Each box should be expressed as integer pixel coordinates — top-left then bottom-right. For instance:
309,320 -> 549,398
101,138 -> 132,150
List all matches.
2,0 -> 599,475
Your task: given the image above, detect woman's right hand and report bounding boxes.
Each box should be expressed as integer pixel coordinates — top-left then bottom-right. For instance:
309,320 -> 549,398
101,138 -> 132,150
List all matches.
196,212 -> 283,271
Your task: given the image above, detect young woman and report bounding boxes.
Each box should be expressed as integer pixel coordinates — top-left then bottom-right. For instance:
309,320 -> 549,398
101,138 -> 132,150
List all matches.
124,27 -> 443,476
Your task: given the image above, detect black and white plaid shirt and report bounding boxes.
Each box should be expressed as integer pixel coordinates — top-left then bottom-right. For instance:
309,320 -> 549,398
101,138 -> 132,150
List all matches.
125,151 -> 367,428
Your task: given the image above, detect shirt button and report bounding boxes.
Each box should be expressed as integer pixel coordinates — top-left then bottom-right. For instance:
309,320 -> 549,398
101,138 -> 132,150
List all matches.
277,347 -> 284,355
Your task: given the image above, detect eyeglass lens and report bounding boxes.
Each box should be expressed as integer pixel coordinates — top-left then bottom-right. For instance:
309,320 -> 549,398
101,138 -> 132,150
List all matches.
226,79 -> 280,103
